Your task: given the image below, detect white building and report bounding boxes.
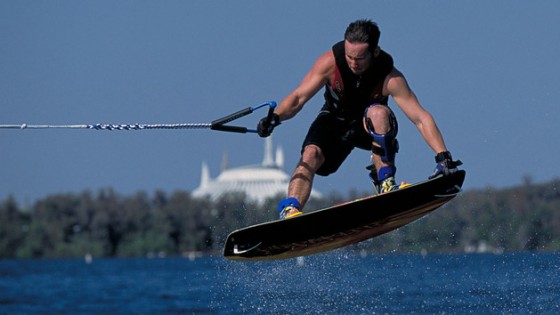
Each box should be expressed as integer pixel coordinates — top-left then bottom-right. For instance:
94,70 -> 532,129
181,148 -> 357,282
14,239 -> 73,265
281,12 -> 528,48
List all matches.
192,138 -> 321,203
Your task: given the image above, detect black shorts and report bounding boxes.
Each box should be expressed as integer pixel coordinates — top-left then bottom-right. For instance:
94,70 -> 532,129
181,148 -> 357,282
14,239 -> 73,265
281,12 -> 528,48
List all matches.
302,111 -> 373,176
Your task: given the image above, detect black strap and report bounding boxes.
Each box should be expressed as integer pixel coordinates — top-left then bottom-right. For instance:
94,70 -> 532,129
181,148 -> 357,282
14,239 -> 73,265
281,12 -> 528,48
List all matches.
435,151 -> 452,163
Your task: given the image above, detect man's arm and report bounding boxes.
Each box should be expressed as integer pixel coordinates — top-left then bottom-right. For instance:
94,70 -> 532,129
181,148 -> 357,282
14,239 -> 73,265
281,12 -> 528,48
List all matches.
275,51 -> 335,121
385,68 -> 448,154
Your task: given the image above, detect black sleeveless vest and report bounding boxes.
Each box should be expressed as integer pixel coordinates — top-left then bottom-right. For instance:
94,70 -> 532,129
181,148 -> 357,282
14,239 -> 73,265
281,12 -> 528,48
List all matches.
323,41 -> 394,121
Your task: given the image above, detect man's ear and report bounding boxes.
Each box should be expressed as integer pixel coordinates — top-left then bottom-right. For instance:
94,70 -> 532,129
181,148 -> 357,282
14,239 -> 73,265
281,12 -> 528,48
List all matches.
373,46 -> 380,57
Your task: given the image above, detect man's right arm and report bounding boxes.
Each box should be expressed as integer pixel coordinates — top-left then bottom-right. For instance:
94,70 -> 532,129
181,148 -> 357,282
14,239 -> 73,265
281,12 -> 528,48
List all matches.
275,51 -> 335,121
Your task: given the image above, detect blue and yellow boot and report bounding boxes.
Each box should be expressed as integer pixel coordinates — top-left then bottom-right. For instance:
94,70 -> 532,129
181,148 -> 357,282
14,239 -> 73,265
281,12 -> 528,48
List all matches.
370,165 -> 399,194
278,197 -> 302,219
379,176 -> 398,193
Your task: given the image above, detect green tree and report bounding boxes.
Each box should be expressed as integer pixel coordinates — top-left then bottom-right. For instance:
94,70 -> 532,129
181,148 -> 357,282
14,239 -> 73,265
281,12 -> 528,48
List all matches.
0,197 -> 28,258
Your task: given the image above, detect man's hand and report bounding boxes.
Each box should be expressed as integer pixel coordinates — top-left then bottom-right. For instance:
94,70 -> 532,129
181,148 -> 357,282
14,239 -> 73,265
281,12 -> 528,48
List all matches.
257,113 -> 281,137
429,151 -> 462,179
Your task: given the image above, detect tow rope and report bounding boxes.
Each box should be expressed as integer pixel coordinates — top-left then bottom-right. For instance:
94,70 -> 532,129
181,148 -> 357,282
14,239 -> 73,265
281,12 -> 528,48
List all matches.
0,101 -> 277,134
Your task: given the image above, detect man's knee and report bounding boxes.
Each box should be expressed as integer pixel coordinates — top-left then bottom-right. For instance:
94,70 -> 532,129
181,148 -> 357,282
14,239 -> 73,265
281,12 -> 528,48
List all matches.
364,104 -> 399,163
301,144 -> 325,171
364,105 -> 393,134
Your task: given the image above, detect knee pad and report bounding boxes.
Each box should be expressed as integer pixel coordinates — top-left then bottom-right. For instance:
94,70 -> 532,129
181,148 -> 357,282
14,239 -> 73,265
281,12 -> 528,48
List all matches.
370,130 -> 399,163
365,105 -> 399,163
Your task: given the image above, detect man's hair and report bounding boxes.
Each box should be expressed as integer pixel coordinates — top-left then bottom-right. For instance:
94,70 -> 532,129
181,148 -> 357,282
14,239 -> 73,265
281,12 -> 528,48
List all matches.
344,19 -> 381,51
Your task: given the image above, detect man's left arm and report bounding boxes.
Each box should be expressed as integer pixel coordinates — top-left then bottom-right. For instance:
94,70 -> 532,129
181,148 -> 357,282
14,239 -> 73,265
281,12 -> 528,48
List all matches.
386,69 -> 447,153
386,69 -> 461,177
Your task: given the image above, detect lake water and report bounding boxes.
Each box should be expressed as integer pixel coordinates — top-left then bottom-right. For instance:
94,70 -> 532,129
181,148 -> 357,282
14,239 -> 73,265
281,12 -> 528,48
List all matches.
1,252 -> 558,314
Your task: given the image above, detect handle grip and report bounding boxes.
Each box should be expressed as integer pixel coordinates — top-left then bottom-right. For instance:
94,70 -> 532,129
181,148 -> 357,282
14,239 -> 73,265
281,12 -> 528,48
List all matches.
211,125 -> 248,133
264,102 -> 277,126
210,101 -> 277,134
211,107 -> 253,127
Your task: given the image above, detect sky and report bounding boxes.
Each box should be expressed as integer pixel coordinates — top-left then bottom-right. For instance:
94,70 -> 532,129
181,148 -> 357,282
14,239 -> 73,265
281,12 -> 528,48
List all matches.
1,1 -> 560,205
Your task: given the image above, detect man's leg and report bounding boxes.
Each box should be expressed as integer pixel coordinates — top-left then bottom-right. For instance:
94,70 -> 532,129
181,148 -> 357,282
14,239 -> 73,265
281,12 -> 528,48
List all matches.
287,144 -> 325,210
278,111 -> 347,218
364,105 -> 399,192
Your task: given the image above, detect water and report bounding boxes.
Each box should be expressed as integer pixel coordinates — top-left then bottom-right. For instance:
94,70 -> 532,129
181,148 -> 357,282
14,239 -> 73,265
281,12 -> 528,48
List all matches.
1,252 -> 558,314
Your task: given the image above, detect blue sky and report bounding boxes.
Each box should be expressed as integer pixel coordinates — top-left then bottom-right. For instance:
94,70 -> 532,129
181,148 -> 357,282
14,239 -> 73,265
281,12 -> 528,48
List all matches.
1,1 -> 559,204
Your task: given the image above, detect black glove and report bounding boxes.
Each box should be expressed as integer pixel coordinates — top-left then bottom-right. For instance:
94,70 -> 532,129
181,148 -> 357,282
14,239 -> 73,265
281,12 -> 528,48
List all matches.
429,151 -> 462,179
257,113 -> 281,137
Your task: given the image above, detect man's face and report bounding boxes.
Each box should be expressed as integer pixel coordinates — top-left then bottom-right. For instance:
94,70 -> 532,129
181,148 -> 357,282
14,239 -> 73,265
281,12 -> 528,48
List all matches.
344,40 -> 373,75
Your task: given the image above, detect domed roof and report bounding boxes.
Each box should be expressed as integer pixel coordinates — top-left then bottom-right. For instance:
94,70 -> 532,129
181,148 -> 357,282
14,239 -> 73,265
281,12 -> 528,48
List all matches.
217,165 -> 289,182
192,138 -> 321,204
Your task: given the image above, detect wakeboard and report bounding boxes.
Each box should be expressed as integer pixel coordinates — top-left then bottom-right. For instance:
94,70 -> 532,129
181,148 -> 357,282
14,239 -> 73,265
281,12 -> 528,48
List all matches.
224,170 -> 466,261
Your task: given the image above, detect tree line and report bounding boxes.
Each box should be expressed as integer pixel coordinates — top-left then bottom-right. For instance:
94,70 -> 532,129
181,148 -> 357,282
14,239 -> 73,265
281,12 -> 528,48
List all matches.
1,177 -> 559,259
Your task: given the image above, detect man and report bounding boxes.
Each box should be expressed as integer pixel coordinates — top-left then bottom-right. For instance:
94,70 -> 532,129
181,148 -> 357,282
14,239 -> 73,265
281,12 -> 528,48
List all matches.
258,19 -> 461,219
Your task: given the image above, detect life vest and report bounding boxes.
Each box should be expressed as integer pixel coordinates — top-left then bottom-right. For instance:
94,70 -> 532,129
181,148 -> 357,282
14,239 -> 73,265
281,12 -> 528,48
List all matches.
323,41 -> 394,121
